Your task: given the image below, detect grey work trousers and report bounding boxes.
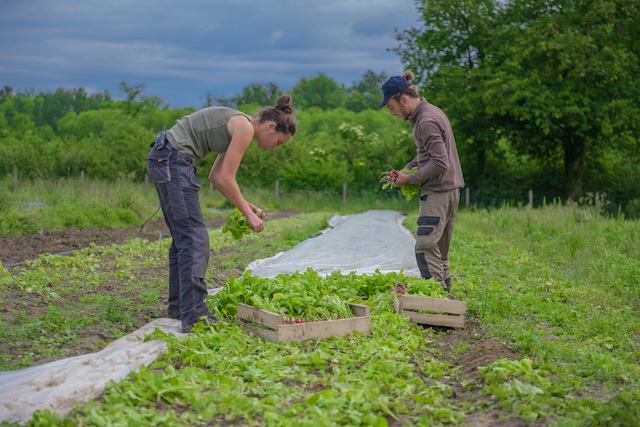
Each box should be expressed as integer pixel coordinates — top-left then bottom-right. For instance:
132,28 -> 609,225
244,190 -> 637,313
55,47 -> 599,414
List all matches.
414,188 -> 460,287
146,140 -> 210,320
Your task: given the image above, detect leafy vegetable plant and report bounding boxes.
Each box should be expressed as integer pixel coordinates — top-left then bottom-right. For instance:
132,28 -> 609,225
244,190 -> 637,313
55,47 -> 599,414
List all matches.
222,209 -> 251,240
379,166 -> 421,201
210,269 -> 356,321
222,207 -> 266,241
208,269 -> 447,323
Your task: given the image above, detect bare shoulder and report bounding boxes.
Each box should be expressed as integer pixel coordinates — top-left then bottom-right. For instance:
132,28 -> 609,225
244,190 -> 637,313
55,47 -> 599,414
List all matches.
228,114 -> 253,135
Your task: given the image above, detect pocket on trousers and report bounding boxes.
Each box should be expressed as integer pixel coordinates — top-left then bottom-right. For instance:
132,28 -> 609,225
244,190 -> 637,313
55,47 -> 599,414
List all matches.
417,216 -> 439,236
146,150 -> 172,184
176,156 -> 201,190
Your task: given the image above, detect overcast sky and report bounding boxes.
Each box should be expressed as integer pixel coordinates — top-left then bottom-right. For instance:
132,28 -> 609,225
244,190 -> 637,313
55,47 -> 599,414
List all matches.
1,0 -> 421,109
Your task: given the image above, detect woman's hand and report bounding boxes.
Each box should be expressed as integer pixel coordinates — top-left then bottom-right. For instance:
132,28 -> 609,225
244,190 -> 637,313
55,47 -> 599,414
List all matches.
248,203 -> 266,218
246,203 -> 266,232
246,214 -> 264,233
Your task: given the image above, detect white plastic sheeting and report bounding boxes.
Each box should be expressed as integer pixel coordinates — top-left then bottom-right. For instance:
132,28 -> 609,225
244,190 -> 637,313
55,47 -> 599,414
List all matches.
0,210 -> 418,424
0,318 -> 182,424
247,209 -> 420,278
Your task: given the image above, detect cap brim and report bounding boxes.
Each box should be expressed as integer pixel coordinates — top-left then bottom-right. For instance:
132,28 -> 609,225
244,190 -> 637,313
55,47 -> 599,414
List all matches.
378,97 -> 389,109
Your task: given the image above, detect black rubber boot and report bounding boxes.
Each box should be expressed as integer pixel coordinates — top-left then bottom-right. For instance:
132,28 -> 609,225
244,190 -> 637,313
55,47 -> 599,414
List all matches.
181,304 -> 219,333
167,309 -> 181,320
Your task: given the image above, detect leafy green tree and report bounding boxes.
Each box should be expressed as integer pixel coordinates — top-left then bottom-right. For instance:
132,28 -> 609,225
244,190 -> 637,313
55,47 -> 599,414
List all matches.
135,106 -> 194,134
345,70 -> 388,111
139,95 -> 167,110
235,82 -> 282,106
57,109 -> 127,140
485,0 -> 640,194
394,0 -> 504,184
118,81 -> 146,117
209,93 -> 236,108
0,86 -> 14,100
203,92 -> 216,108
291,74 -> 347,110
336,122 -> 414,191
205,83 -> 282,109
32,88 -> 110,131
0,91 -> 35,123
395,0 -> 640,197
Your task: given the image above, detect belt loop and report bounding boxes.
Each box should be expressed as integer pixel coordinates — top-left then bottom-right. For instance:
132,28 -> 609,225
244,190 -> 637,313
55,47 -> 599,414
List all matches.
155,125 -> 167,150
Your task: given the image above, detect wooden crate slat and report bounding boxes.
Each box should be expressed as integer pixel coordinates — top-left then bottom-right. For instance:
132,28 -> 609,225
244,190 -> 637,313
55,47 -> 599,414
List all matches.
400,295 -> 466,315
403,310 -> 466,328
349,303 -> 370,317
276,316 -> 370,342
237,303 -> 283,330
236,320 -> 279,341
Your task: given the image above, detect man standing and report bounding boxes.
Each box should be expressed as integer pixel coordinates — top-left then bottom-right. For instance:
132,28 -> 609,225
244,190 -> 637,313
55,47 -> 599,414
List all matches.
379,71 -> 465,293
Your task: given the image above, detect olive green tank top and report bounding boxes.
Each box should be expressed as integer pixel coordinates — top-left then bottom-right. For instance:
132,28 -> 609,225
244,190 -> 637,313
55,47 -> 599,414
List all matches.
165,107 -> 252,161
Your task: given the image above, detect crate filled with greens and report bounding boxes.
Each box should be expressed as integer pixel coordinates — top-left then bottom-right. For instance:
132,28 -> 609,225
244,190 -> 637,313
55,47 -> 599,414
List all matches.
207,269 -> 373,342
237,302 -> 370,342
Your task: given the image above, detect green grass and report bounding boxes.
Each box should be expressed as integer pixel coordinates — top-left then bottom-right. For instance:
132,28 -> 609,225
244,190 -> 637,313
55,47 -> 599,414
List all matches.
0,178 -> 159,236
0,177 -> 412,237
447,204 -> 640,425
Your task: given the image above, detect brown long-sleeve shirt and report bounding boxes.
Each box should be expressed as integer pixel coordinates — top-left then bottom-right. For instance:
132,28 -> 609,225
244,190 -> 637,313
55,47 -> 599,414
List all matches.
405,99 -> 465,195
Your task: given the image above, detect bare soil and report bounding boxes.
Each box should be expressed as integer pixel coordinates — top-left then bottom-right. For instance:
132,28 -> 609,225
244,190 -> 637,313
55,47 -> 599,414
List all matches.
0,212 -> 539,426
0,217 -> 215,267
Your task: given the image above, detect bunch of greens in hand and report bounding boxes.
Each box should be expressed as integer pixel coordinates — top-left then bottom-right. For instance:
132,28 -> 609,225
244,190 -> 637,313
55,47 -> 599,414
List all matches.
222,209 -> 250,240
379,166 -> 421,201
222,207 -> 266,241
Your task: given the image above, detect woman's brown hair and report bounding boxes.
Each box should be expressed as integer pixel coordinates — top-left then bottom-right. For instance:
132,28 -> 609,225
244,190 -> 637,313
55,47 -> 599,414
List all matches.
256,94 -> 297,136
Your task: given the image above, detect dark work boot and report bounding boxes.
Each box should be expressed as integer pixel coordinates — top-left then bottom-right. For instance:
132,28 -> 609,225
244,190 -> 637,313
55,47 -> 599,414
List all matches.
167,309 -> 181,320
181,304 -> 219,333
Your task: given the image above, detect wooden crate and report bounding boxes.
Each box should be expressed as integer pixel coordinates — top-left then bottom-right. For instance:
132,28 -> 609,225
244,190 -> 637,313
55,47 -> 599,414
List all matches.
236,303 -> 371,342
394,293 -> 466,328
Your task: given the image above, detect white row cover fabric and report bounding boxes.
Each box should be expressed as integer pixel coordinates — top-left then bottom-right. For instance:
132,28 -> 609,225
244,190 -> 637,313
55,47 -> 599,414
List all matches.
0,210 -> 417,424
0,319 -> 182,424
247,209 -> 420,278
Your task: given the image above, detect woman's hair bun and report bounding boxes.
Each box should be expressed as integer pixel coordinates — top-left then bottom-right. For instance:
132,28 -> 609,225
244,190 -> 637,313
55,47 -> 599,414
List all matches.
275,94 -> 293,114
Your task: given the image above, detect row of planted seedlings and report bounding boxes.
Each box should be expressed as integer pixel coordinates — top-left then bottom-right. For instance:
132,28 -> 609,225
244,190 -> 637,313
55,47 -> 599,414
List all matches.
41,269 -> 462,426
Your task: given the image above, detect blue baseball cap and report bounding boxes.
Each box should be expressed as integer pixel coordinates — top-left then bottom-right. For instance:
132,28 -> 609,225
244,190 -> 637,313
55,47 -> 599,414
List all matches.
378,76 -> 411,109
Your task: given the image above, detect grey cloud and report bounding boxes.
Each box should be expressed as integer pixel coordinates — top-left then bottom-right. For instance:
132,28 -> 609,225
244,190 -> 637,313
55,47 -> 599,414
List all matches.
1,0 -> 418,107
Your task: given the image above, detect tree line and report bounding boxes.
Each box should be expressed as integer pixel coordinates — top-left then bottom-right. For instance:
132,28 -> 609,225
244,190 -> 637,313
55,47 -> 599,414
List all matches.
1,0 -> 638,217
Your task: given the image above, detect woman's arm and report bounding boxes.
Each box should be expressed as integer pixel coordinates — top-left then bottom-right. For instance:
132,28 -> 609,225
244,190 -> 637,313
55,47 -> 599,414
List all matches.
208,115 -> 264,232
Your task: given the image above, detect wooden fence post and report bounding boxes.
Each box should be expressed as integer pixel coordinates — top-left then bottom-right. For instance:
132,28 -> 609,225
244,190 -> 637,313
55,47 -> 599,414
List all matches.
465,187 -> 470,208
529,190 -> 533,208
275,179 -> 280,199
13,167 -> 17,191
343,182 -> 347,205
80,170 -> 85,182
